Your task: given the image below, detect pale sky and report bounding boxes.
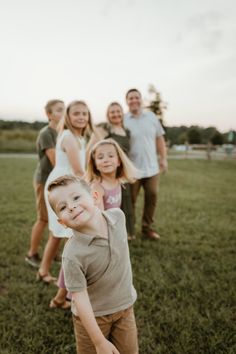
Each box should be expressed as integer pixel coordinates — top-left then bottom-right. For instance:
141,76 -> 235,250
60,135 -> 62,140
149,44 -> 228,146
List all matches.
0,0 -> 235,132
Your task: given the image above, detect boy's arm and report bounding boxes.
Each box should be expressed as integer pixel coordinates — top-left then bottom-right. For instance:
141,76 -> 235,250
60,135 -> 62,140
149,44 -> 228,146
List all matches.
72,289 -> 120,354
45,148 -> 55,166
156,135 -> 168,173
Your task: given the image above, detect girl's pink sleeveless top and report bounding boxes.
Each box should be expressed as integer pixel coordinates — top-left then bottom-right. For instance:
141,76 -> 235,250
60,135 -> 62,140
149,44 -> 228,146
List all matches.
103,184 -> 122,210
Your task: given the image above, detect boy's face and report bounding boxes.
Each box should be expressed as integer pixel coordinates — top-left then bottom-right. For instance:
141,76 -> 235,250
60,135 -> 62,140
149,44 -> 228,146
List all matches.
126,91 -> 142,114
50,182 -> 97,230
48,102 -> 65,123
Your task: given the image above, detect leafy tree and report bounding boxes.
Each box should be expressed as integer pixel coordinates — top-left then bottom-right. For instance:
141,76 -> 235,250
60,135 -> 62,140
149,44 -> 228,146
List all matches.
201,127 -> 218,144
178,132 -> 188,144
146,84 -> 167,127
187,127 -> 202,144
211,131 -> 224,145
165,126 -> 188,145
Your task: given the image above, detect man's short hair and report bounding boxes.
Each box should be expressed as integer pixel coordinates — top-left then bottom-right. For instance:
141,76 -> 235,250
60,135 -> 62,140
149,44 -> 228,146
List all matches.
125,88 -> 141,99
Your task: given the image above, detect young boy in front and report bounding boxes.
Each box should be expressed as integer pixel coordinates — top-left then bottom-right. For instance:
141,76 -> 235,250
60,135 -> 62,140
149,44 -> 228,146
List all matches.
47,175 -> 139,354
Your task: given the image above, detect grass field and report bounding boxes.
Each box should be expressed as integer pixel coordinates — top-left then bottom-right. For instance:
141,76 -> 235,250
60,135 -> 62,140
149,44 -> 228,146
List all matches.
0,157 -> 235,354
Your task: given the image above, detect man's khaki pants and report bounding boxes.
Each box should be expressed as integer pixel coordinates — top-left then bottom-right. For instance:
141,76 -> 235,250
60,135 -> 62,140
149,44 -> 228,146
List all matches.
131,174 -> 159,234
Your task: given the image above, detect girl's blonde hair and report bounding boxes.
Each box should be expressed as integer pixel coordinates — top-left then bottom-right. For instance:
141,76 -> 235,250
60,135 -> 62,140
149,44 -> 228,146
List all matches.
85,139 -> 137,184
57,100 -> 94,139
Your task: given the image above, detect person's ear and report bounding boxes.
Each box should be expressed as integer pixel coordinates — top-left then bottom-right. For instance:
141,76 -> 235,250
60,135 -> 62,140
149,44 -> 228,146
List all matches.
92,190 -> 100,206
47,112 -> 52,121
58,218 -> 68,229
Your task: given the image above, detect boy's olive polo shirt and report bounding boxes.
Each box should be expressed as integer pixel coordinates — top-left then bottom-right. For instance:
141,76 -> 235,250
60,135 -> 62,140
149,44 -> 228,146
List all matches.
62,208 -> 137,317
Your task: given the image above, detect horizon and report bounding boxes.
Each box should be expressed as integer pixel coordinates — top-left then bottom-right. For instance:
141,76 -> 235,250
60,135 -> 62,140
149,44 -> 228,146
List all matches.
0,115 -> 232,134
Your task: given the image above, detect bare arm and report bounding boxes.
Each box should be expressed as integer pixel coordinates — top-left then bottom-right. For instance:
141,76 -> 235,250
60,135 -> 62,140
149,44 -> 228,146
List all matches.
45,148 -> 56,166
156,136 -> 168,173
72,290 -> 119,354
62,135 -> 84,177
86,127 -> 107,160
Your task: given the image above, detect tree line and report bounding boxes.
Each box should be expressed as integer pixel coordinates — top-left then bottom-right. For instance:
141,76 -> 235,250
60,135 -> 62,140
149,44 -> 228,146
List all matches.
146,85 -> 235,146
1,84 -> 235,147
0,119 -> 235,147
164,125 -> 235,145
0,120 -> 45,131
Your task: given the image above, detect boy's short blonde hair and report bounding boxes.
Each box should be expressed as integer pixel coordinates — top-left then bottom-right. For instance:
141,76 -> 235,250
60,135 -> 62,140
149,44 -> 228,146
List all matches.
44,99 -> 64,114
47,175 -> 91,211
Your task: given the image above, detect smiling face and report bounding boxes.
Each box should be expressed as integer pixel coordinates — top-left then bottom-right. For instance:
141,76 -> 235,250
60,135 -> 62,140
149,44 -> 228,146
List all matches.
126,90 -> 142,115
94,143 -> 120,176
68,103 -> 89,132
107,104 -> 123,126
50,182 -> 96,230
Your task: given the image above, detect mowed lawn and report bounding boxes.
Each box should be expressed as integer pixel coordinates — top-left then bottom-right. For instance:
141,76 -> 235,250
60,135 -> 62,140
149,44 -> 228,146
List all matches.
0,157 -> 235,354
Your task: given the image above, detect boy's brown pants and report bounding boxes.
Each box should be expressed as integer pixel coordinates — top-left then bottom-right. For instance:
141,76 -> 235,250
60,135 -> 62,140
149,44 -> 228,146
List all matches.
131,174 -> 159,233
73,306 -> 138,354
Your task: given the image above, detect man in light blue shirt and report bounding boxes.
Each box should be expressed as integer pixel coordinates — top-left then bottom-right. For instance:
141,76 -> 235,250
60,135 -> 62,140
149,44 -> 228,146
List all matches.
124,88 -> 168,240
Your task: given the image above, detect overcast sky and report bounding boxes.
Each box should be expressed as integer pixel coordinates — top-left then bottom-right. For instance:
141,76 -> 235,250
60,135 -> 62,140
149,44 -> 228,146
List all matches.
0,0 -> 235,132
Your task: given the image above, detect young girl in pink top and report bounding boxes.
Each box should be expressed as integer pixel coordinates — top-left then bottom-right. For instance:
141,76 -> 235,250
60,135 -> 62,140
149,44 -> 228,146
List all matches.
85,139 -> 136,212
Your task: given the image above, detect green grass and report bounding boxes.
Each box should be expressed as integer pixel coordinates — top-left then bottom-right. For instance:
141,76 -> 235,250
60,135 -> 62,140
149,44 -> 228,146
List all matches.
0,158 -> 235,354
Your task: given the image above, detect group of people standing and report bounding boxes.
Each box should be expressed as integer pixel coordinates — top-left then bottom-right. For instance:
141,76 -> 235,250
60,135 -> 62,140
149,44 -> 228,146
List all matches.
25,88 -> 167,354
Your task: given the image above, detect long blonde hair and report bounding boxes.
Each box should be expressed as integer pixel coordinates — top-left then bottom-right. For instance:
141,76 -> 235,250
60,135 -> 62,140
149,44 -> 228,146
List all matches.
85,139 -> 137,184
57,100 -> 94,140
